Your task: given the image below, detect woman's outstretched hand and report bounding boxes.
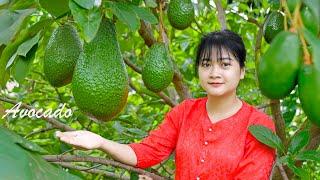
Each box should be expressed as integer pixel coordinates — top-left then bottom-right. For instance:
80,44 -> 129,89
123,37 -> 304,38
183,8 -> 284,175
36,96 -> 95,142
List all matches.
55,130 -> 104,150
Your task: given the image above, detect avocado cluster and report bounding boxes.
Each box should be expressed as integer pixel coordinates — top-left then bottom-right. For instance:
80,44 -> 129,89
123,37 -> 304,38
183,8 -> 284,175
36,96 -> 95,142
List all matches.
259,0 -> 320,126
258,29 -> 320,127
43,20 -> 129,121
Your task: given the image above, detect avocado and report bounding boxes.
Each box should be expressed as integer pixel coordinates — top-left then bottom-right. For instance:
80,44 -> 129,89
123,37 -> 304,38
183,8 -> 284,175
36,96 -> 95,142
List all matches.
263,11 -> 284,44
298,64 -> 320,126
43,24 -> 82,87
142,43 -> 174,92
258,31 -> 301,99
72,19 -> 129,121
167,0 -> 195,30
301,7 -> 319,36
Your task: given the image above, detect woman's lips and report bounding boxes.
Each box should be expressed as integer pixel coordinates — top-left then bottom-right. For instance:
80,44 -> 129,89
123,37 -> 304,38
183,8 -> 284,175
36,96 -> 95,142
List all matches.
208,83 -> 224,87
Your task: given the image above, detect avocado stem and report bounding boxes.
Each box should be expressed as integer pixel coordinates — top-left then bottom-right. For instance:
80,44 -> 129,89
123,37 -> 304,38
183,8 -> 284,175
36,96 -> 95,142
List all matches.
158,0 -> 165,43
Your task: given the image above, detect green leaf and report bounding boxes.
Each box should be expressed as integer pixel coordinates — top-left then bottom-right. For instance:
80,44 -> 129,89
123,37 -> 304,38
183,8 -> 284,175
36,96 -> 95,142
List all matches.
16,32 -> 40,57
12,44 -> 37,83
69,0 -> 102,43
0,126 -> 47,154
0,18 -> 53,87
287,158 -> 311,180
248,125 -> 285,154
144,0 -> 157,8
0,126 -> 81,180
9,0 -> 36,10
130,171 -> 139,180
129,5 -> 158,24
132,0 -> 141,6
296,150 -> 320,162
74,0 -> 96,9
39,0 -> 70,17
303,0 -> 320,25
281,90 -> 297,125
106,1 -> 140,31
288,130 -> 310,155
5,52 -> 17,69
0,9 -> 35,45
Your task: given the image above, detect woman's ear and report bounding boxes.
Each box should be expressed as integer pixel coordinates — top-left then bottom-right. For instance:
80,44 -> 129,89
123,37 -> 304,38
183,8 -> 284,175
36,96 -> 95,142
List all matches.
240,68 -> 245,79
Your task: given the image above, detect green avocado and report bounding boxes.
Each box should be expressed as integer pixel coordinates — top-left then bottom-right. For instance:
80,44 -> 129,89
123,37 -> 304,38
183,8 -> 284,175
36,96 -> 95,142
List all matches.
263,11 -> 284,44
72,19 -> 129,121
142,43 -> 174,92
298,64 -> 320,127
301,7 -> 319,36
43,24 -> 82,87
258,31 -> 301,99
167,0 -> 195,30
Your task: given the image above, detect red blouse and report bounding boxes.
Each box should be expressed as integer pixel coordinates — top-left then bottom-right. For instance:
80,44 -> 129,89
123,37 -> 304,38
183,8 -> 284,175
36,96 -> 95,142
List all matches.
129,97 -> 276,180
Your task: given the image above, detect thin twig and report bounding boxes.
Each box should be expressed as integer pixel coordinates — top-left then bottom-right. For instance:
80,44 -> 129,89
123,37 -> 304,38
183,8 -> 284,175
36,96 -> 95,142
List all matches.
277,163 -> 289,180
24,127 -> 57,138
156,92 -> 177,107
138,20 -> 156,47
52,162 -> 130,180
43,155 -> 168,180
213,0 -> 227,30
124,57 -> 142,74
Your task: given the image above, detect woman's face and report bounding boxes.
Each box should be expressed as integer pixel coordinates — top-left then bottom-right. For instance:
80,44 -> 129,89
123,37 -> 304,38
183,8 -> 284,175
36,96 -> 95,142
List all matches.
198,48 -> 245,97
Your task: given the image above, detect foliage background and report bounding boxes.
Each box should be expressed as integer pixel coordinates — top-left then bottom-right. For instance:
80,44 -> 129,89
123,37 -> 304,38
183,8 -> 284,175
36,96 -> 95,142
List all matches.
0,0 -> 319,179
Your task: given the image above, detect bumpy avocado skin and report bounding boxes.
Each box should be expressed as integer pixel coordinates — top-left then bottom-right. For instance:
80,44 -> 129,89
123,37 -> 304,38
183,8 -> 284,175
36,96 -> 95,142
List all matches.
142,43 -> 174,92
72,19 -> 129,121
263,11 -> 284,44
44,24 -> 82,87
167,0 -> 195,30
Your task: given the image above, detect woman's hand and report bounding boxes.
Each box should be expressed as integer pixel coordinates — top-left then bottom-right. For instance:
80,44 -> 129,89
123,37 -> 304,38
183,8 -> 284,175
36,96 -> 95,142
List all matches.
55,130 -> 104,150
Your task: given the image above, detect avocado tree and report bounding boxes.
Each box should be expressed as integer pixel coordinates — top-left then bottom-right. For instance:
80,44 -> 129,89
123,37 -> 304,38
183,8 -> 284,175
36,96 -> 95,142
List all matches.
0,0 -> 319,179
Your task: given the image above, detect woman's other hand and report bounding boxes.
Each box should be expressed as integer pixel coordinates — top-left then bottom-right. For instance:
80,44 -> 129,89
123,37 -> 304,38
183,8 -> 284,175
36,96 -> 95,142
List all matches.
55,130 -> 104,150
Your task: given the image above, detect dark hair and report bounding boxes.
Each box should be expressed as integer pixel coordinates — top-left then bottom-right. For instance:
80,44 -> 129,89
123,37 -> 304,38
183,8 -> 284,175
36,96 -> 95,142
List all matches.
194,29 -> 246,76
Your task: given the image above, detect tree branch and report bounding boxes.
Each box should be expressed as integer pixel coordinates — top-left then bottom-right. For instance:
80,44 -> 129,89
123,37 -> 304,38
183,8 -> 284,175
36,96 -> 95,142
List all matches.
138,20 -> 156,47
277,163 -> 289,180
52,162 -> 130,179
43,155 -> 168,180
0,96 -> 74,131
172,70 -> 192,100
124,57 -> 142,74
129,79 -> 177,107
24,126 -> 57,138
156,92 -> 177,107
270,99 -> 288,149
213,0 -> 227,30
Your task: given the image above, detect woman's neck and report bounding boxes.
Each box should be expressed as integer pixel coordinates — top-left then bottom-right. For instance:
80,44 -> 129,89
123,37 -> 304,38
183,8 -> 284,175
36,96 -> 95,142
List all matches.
206,93 -> 242,122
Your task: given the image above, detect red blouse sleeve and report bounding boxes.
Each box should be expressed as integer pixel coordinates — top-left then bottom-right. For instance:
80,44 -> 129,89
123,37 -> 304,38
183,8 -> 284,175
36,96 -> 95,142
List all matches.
128,100 -> 185,169
232,113 -> 277,180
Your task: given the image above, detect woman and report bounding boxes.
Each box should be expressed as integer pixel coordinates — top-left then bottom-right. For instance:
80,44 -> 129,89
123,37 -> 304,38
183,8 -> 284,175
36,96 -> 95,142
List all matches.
56,30 -> 276,180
